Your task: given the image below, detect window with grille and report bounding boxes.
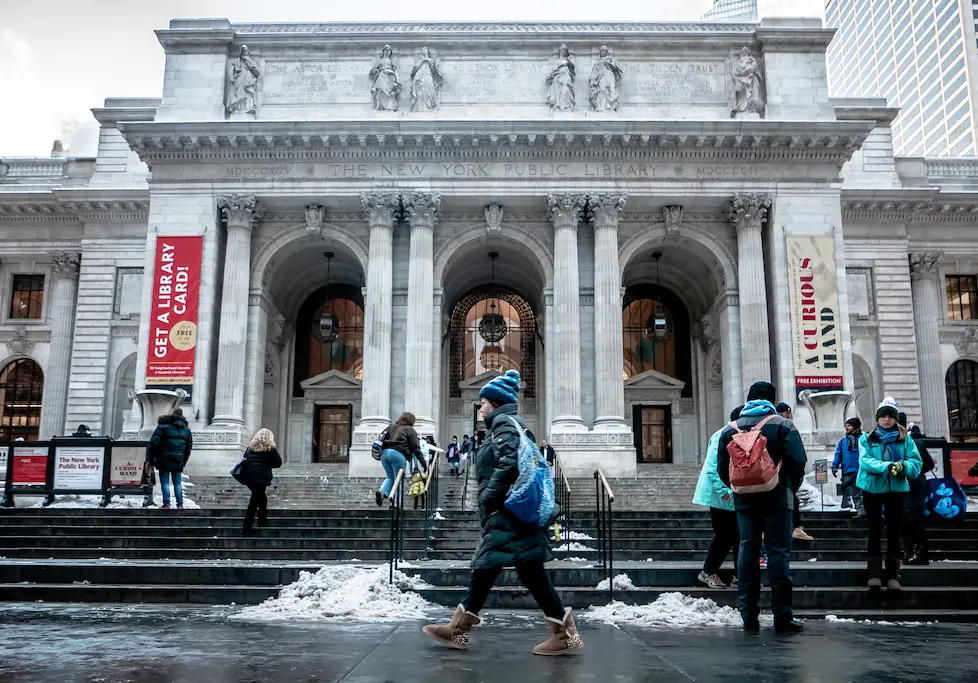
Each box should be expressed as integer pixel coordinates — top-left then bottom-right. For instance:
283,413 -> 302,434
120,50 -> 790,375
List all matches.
9,274 -> 45,320
0,359 -> 44,442
946,275 -> 978,320
946,359 -> 978,442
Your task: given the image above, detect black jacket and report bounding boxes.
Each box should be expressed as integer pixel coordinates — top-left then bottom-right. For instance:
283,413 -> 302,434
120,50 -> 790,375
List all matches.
470,403 -> 553,570
541,444 -> 556,466
240,447 -> 283,486
148,416 -> 193,473
382,422 -> 427,472
717,412 -> 807,511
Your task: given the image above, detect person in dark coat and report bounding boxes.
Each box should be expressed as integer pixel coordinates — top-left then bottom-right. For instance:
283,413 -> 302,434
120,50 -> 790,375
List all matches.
446,436 -> 461,478
148,408 -> 193,509
898,413 -> 935,565
238,428 -> 283,534
540,439 -> 556,467
833,417 -> 864,516
423,370 -> 583,656
375,412 -> 427,506
718,381 -> 807,634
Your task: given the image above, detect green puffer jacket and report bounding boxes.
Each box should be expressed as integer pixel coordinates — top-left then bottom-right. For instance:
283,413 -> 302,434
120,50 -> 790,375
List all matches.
470,403 -> 553,570
148,415 -> 193,473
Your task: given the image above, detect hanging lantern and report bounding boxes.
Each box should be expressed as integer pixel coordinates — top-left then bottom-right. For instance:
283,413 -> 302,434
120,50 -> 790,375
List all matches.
313,252 -> 341,343
479,253 -> 508,342
480,345 -> 504,372
645,252 -> 673,343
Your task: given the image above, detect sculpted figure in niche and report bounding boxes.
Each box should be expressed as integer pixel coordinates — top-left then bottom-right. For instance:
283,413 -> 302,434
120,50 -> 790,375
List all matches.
589,45 -> 622,112
410,47 -> 443,112
226,45 -> 260,116
731,47 -> 764,117
370,45 -> 401,111
546,44 -> 576,112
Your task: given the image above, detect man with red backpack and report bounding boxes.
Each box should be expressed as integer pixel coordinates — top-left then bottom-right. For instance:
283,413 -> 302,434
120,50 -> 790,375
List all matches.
717,381 -> 807,634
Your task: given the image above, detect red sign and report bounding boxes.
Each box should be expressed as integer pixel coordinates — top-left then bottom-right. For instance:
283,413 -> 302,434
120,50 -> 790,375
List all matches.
146,236 -> 203,387
11,448 -> 48,486
950,450 -> 978,487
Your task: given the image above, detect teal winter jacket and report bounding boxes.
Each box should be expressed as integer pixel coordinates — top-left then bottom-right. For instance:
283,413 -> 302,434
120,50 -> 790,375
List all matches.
693,427 -> 735,511
856,426 -> 923,495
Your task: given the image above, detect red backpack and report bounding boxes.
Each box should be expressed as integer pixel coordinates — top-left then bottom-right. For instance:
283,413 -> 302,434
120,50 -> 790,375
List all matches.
726,415 -> 781,494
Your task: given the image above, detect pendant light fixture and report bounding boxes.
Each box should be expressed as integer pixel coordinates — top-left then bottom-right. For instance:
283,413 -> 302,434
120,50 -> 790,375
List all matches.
314,251 -> 340,343
479,252 -> 506,372
646,251 -> 673,343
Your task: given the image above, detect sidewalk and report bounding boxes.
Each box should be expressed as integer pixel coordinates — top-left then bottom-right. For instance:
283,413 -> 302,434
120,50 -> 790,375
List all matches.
0,603 -> 975,682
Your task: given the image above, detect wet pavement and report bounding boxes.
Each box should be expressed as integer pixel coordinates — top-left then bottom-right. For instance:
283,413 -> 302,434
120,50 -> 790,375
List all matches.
0,603 -> 975,682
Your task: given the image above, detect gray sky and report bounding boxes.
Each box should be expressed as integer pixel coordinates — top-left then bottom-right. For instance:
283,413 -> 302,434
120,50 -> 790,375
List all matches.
0,0 -> 825,157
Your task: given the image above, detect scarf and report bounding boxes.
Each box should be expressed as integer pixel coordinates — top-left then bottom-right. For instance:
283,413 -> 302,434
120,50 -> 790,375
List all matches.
845,429 -> 862,451
874,426 -> 904,463
740,399 -> 777,417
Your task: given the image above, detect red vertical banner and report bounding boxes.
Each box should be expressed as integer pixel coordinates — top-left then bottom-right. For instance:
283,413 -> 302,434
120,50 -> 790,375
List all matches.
146,236 -> 203,396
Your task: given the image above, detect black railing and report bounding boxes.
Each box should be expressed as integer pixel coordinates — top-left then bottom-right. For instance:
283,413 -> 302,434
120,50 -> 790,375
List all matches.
387,468 -> 406,584
423,451 -> 441,559
460,452 -> 472,511
553,454 -> 573,540
594,468 -> 616,598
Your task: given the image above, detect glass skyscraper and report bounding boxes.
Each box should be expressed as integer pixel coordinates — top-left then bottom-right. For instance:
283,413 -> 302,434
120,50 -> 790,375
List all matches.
826,0 -> 978,157
700,0 -> 758,21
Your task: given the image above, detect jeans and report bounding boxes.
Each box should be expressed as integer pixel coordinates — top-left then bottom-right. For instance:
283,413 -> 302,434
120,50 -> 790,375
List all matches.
462,561 -> 564,620
704,507 -> 739,575
244,483 -> 268,531
863,491 -> 904,560
379,449 -> 407,501
840,472 -> 864,513
737,507 -> 793,627
159,470 -> 183,507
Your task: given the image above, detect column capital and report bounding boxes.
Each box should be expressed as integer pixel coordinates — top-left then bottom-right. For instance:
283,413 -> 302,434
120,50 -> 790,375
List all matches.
909,252 -> 942,279
402,192 -> 441,229
588,193 -> 627,229
49,251 -> 80,280
547,193 -> 588,230
360,191 -> 401,228
726,193 -> 771,234
218,194 -> 263,231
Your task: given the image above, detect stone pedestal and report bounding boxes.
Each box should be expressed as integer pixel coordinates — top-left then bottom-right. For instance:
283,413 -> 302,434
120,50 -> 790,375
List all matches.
134,389 -> 187,440
798,389 -> 853,471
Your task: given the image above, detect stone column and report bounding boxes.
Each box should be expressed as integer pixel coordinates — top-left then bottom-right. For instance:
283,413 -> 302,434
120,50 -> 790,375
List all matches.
39,251 -> 80,438
358,192 -> 400,428
590,193 -> 628,429
727,193 -> 772,386
402,192 -> 440,435
242,292 -> 270,436
212,194 -> 261,427
548,193 -> 588,430
910,252 -> 950,437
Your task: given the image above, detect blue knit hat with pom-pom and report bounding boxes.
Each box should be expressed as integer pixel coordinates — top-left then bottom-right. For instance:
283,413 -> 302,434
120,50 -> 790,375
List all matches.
479,369 -> 521,406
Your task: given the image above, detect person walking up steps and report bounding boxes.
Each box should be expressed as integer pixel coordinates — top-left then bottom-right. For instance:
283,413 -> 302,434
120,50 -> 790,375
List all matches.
718,382 -> 807,634
693,405 -> 743,589
423,370 -> 583,656
375,412 -> 427,506
148,407 -> 193,510
858,398 -> 923,592
237,428 -> 283,534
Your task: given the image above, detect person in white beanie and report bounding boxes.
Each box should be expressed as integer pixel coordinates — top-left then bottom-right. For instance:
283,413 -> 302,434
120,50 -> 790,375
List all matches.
857,397 -> 923,592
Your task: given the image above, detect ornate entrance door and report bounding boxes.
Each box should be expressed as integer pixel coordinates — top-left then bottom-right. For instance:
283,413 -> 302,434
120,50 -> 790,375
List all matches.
633,405 -> 672,464
314,406 -> 351,463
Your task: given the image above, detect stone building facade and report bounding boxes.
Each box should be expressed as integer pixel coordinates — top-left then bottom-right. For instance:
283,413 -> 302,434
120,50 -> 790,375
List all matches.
1,18 -> 976,478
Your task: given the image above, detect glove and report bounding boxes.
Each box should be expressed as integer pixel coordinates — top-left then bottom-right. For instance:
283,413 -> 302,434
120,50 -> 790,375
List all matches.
831,468 -> 839,478
890,462 -> 905,476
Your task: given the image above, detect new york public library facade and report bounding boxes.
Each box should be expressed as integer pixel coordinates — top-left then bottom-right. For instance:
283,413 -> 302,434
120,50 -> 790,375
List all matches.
2,17 -> 978,483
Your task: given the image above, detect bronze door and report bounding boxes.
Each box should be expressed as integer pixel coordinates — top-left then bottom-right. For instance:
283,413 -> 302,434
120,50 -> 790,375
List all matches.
635,406 -> 672,464
314,406 -> 351,463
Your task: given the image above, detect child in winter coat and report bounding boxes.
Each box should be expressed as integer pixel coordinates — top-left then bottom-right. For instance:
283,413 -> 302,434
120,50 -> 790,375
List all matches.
409,471 -> 427,510
857,397 -> 923,592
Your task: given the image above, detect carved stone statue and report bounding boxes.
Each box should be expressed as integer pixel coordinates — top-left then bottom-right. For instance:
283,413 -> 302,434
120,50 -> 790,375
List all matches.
485,204 -> 503,235
589,45 -> 622,112
226,45 -> 261,117
731,47 -> 764,117
305,205 -> 326,233
369,45 -> 401,112
663,205 -> 683,235
546,44 -> 576,112
410,47 -> 443,112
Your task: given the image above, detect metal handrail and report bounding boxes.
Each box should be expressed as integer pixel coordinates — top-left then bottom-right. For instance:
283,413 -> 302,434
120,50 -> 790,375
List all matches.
423,451 -> 441,559
552,452 -> 573,543
460,448 -> 472,511
423,451 -> 441,495
387,467 -> 406,583
594,468 -> 616,598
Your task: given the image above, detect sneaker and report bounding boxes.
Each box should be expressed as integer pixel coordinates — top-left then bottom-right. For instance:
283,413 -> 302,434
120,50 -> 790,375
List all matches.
793,527 -> 814,542
176,505 -> 184,510
759,555 -> 768,570
729,577 -> 738,588
159,505 -> 171,510
697,571 -> 727,589
774,619 -> 805,634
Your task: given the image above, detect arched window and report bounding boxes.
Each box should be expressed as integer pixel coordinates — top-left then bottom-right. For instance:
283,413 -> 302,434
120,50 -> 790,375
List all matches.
293,285 -> 365,395
621,285 -> 692,394
946,359 -> 978,442
0,359 -> 44,442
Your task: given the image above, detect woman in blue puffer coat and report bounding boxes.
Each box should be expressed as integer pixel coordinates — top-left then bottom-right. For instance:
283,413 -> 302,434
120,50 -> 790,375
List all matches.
693,406 -> 742,589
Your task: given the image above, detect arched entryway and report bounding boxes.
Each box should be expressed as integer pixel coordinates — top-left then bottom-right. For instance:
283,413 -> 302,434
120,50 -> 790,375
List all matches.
946,359 -> 978,442
0,359 -> 44,442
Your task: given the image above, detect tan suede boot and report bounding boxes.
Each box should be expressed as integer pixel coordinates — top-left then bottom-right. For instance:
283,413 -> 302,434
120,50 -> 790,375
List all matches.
532,608 -> 584,656
422,604 -> 481,650
885,558 -> 903,591
867,557 -> 883,590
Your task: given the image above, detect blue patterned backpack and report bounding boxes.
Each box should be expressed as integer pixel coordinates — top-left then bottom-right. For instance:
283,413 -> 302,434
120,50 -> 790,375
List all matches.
503,416 -> 556,527
925,477 -> 967,521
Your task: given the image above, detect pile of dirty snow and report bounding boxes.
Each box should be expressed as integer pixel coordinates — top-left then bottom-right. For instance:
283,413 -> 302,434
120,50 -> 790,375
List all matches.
232,564 -> 435,622
583,592 -> 744,629
31,494 -> 200,509
564,530 -> 596,541
797,477 -> 842,512
596,573 -> 636,591
554,541 -> 595,552
825,614 -> 933,627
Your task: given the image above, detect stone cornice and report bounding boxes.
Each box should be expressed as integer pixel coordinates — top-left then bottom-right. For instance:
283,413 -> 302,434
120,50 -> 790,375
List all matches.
842,188 -> 978,223
119,120 -> 873,168
0,190 -> 150,224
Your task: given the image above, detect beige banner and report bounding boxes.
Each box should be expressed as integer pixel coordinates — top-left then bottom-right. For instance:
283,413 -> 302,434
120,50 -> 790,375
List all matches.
786,236 -> 844,395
